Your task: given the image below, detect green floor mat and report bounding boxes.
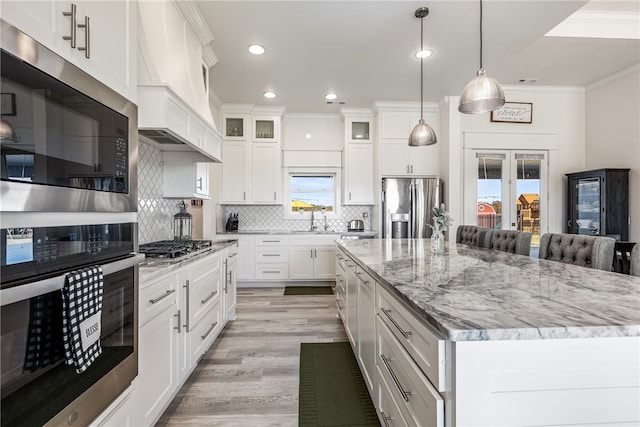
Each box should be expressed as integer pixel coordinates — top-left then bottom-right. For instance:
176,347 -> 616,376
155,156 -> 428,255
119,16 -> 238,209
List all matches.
299,342 -> 380,426
284,286 -> 334,295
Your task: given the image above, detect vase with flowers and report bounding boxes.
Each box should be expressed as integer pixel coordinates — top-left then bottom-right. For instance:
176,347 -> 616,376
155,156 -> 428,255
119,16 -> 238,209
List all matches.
428,203 -> 453,254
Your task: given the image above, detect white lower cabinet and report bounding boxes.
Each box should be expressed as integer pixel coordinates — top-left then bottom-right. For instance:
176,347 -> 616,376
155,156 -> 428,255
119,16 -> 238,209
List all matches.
139,273 -> 179,427
376,368 -> 409,427
356,268 -> 376,395
235,235 -> 255,281
255,235 -> 290,281
138,248 -> 235,426
222,246 -> 238,321
289,235 -> 336,280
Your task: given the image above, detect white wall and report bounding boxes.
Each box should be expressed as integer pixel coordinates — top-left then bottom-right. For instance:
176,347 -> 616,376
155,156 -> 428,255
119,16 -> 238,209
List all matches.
585,66 -> 640,242
447,86 -> 586,235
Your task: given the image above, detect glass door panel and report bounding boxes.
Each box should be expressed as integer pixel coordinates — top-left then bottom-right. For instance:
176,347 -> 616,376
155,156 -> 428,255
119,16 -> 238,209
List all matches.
514,154 -> 543,246
476,154 -> 505,230
576,178 -> 600,235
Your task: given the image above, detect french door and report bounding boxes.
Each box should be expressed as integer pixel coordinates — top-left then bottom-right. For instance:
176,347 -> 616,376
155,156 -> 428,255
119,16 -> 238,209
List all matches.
463,149 -> 548,247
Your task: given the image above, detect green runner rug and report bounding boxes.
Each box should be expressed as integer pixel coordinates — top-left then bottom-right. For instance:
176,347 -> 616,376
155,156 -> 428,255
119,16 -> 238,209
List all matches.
284,286 -> 334,295
299,342 -> 380,426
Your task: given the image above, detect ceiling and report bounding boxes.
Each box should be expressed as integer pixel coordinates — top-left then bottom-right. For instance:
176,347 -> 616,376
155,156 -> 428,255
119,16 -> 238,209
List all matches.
198,0 -> 640,114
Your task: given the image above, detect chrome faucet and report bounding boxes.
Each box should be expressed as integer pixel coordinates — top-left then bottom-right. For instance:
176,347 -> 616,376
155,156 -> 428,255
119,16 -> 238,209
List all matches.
310,209 -> 316,231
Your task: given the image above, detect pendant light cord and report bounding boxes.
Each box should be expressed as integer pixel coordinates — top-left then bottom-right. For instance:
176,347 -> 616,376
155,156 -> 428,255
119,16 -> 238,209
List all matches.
479,0 -> 483,69
420,12 -> 424,120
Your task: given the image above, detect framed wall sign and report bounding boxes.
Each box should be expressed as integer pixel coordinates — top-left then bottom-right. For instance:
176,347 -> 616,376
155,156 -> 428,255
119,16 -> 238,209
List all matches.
490,102 -> 532,123
1,93 -> 16,116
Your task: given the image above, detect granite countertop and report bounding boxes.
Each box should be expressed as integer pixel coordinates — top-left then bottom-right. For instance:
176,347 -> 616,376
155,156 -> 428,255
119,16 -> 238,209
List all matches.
337,239 -> 640,342
139,240 -> 237,282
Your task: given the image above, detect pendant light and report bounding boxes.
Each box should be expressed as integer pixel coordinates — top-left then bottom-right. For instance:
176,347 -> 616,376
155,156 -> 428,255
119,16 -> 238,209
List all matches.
458,0 -> 505,114
409,7 -> 437,147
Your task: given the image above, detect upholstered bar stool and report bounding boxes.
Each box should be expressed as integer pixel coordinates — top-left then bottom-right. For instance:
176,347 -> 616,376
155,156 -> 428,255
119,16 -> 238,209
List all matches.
631,243 -> 640,277
481,229 -> 533,256
456,225 -> 491,247
538,233 -> 616,271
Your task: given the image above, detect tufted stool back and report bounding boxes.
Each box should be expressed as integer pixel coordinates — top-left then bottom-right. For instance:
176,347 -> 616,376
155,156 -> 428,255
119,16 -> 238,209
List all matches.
481,229 -> 532,256
631,244 -> 640,277
456,225 -> 490,247
539,233 -> 615,271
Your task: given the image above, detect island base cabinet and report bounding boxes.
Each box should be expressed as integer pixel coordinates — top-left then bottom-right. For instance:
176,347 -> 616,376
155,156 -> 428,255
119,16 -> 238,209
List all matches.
453,336 -> 640,426
377,317 -> 444,426
376,367 -> 409,427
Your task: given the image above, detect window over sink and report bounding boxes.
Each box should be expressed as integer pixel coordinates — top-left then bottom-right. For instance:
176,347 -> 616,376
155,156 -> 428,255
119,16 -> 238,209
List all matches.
284,169 -> 341,219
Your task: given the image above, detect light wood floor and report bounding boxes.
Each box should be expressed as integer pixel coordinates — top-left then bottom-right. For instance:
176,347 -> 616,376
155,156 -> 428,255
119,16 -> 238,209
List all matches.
156,287 -> 348,426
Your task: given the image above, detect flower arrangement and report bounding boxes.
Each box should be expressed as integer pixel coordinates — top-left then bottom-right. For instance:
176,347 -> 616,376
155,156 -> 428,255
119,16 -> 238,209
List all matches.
428,203 -> 453,254
429,203 -> 453,230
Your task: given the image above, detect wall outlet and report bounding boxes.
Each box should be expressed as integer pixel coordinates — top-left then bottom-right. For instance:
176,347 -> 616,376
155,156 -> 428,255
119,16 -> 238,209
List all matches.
362,212 -> 368,219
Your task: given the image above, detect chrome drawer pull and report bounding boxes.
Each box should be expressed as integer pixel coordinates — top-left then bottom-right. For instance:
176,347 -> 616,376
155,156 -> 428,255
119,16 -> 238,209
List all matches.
263,270 -> 281,274
263,240 -> 281,243
228,252 -> 238,258
201,291 -> 218,305
149,289 -> 175,304
174,310 -> 181,333
62,4 -> 77,48
380,411 -> 392,427
380,354 -> 411,402
262,254 -> 280,257
77,15 -> 90,58
381,307 -> 412,339
201,321 -> 218,340
336,299 -> 343,310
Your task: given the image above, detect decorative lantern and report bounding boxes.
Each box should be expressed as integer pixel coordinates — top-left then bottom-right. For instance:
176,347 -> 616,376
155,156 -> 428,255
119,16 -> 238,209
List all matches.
173,201 -> 192,241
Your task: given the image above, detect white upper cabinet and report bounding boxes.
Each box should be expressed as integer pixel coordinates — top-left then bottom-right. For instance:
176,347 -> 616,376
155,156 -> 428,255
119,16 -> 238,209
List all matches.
250,143 -> 281,204
344,144 -> 374,204
252,116 -> 280,142
162,152 -> 210,199
221,140 -> 250,204
222,114 -> 250,140
2,1 -> 137,102
347,119 -> 372,144
378,109 -> 438,177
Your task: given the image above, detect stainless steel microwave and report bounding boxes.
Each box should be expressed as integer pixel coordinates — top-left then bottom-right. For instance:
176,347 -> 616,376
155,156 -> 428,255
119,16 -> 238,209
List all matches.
0,21 -> 137,213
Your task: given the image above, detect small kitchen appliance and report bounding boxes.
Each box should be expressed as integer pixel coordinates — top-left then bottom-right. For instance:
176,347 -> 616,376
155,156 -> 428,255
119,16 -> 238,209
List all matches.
347,220 -> 365,232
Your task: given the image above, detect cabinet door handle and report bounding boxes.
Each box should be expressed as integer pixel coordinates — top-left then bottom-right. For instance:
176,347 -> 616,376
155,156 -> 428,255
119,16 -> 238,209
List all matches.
62,4 -> 77,48
77,16 -> 90,58
274,191 -> 276,201
406,165 -> 410,173
201,290 -> 218,305
201,321 -> 218,340
349,192 -> 352,201
228,252 -> 238,258
380,411 -> 392,427
381,307 -> 412,339
174,310 -> 182,333
410,165 -> 414,173
197,177 -> 203,191
183,279 -> 190,332
380,354 -> 411,402
243,191 -> 246,201
149,289 -> 175,304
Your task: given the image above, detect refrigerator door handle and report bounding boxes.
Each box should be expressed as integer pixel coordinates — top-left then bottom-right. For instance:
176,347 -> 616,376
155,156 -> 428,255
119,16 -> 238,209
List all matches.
410,184 -> 416,238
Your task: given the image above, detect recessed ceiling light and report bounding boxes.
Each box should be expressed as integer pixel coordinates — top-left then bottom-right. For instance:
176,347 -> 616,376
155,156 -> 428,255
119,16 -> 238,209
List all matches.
415,49 -> 433,59
325,93 -> 338,100
263,91 -> 276,99
248,44 -> 265,55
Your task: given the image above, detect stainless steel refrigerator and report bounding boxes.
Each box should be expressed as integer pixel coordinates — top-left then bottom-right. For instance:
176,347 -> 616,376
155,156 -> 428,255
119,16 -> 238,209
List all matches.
381,178 -> 441,238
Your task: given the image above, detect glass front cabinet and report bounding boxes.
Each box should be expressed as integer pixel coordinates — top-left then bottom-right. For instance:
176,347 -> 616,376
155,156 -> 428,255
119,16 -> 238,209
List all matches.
566,168 -> 629,241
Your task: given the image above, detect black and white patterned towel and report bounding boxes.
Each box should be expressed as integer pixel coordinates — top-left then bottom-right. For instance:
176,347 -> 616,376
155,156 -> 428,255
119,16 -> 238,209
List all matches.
61,266 -> 104,374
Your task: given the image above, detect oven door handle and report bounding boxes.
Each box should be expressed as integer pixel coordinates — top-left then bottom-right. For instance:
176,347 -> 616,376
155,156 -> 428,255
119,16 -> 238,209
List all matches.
1,253 -> 145,306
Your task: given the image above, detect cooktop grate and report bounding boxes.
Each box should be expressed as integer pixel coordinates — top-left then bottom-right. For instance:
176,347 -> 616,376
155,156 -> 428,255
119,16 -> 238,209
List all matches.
138,240 -> 212,258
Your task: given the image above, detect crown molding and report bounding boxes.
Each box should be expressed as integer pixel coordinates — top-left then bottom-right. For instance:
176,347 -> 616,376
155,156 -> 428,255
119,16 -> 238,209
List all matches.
586,63 -> 640,92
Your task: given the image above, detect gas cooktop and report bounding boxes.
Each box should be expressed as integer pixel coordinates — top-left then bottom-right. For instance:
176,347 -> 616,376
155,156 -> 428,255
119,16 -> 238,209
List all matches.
138,240 -> 212,258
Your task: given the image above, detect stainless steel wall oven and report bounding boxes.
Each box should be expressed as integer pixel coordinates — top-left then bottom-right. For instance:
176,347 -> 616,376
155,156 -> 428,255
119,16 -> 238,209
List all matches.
0,21 -> 141,426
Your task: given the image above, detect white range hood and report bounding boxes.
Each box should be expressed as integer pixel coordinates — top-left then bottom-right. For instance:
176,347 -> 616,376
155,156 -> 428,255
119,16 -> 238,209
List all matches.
137,1 -> 221,162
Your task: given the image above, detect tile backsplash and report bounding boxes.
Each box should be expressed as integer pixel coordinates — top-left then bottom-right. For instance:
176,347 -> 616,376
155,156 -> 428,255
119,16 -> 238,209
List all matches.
138,141 -> 179,244
220,205 -> 372,232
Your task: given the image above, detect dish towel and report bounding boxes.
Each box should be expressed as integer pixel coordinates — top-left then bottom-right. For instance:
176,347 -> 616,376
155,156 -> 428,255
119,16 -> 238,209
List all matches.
61,266 -> 104,374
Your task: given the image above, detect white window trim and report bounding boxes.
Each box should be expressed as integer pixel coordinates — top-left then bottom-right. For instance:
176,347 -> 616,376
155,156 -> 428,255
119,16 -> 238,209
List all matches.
283,167 -> 342,220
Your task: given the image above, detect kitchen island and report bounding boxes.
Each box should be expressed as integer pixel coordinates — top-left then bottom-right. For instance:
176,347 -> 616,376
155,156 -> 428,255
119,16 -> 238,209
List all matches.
336,239 -> 640,427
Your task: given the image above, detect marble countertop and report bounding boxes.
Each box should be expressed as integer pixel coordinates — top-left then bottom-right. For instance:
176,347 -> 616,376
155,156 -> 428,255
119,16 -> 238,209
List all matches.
139,240 -> 237,282
217,230 -> 378,236
337,239 -> 640,342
